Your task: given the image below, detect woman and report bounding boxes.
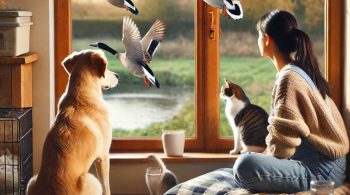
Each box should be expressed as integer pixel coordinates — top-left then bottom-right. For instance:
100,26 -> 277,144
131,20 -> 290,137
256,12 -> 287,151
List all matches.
232,10 -> 349,193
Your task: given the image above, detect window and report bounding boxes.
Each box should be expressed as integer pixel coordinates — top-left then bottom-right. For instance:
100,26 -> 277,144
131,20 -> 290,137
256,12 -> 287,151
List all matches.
55,0 -> 344,152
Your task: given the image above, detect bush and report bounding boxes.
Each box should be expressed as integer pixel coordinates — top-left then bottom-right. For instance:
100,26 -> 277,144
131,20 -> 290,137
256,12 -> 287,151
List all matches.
73,19 -> 194,40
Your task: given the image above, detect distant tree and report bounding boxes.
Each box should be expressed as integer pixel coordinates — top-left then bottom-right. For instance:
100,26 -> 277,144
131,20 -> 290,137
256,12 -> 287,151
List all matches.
238,0 -> 323,32
300,0 -> 324,29
242,0 -> 295,21
221,0 -> 295,32
136,0 -> 194,22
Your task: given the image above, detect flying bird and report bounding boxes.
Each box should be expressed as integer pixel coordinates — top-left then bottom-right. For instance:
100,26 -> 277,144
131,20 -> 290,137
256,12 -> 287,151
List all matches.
107,0 -> 139,15
203,0 -> 243,20
90,16 -> 165,88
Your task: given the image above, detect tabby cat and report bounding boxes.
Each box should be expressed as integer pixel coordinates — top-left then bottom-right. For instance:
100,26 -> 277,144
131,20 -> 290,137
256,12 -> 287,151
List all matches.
220,79 -> 269,154
145,154 -> 177,195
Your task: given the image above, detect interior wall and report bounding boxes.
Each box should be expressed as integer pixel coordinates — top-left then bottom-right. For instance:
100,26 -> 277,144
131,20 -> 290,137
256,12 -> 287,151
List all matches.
6,0 -> 55,173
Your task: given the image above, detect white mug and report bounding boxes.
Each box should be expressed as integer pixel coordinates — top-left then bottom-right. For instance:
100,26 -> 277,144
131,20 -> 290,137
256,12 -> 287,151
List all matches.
162,130 -> 185,157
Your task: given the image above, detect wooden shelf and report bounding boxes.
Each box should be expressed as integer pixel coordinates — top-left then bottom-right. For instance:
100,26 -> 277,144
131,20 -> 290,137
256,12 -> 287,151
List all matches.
0,53 -> 38,108
0,53 -> 38,65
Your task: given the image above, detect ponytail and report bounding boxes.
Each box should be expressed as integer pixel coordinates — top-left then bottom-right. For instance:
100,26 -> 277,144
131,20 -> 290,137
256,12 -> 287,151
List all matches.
257,10 -> 330,99
292,29 -> 330,99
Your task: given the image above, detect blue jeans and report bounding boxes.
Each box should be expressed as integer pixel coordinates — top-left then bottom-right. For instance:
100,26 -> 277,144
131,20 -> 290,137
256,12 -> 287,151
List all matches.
232,138 -> 346,193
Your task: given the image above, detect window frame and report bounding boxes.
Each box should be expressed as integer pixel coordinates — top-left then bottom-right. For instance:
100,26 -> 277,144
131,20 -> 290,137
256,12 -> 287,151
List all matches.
55,0 -> 344,152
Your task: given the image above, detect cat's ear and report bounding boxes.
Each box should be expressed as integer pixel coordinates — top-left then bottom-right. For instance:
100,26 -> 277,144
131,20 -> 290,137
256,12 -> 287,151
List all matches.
224,78 -> 230,87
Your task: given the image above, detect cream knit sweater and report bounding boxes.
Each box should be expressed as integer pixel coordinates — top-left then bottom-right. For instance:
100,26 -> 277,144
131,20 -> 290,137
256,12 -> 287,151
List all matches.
266,67 -> 349,159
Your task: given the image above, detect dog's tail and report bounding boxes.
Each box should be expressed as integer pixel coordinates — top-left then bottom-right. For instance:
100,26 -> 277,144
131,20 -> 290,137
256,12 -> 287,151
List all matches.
26,175 -> 38,195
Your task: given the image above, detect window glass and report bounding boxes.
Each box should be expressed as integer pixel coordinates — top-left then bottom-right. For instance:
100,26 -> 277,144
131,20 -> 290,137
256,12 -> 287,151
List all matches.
72,0 -> 196,138
219,0 -> 325,136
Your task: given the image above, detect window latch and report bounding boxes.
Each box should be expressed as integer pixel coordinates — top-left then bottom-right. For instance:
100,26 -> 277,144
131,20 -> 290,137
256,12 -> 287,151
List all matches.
209,11 -> 215,40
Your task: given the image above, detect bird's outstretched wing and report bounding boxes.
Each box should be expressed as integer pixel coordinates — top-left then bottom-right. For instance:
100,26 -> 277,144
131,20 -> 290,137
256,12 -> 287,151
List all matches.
122,16 -> 144,60
143,40 -> 161,64
141,20 -> 165,57
224,0 -> 243,20
107,0 -> 124,8
107,0 -> 139,14
124,0 -> 138,14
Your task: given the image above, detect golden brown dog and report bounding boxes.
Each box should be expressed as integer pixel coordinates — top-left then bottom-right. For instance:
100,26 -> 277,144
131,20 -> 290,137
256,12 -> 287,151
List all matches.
26,49 -> 118,195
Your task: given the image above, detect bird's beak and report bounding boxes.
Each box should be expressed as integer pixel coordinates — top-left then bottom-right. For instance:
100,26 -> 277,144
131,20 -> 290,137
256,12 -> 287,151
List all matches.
89,43 -> 98,48
224,78 -> 230,87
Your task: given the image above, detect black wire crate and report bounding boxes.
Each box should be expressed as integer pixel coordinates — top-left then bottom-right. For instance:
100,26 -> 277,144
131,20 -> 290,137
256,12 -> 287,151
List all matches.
0,108 -> 32,195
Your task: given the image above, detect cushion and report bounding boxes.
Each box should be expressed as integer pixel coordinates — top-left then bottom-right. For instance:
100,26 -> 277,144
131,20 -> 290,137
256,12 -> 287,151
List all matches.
164,168 -> 350,195
164,168 -> 249,195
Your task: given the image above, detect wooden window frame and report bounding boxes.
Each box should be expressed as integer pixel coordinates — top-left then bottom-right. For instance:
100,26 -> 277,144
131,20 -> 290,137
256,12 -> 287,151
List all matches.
55,0 -> 344,152
325,0 -> 344,109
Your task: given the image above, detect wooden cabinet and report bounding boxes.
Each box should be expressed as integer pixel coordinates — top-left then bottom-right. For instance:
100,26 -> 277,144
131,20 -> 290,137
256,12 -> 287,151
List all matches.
0,53 -> 38,108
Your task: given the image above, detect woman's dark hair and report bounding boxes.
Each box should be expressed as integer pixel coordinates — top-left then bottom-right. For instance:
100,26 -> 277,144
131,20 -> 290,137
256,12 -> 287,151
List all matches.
257,10 -> 329,98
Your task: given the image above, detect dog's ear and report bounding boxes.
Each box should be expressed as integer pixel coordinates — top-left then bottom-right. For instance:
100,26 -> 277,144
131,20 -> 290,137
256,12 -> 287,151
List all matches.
62,52 -> 79,74
91,52 -> 107,78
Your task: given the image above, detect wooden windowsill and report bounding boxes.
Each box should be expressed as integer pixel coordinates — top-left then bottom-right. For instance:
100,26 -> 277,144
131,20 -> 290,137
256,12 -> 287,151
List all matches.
109,152 -> 239,163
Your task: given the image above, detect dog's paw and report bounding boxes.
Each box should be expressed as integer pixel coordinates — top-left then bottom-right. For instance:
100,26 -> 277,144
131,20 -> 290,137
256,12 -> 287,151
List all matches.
229,149 -> 240,155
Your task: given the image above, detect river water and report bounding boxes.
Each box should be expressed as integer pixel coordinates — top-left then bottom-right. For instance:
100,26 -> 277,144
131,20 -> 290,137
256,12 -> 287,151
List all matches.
103,86 -> 194,130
